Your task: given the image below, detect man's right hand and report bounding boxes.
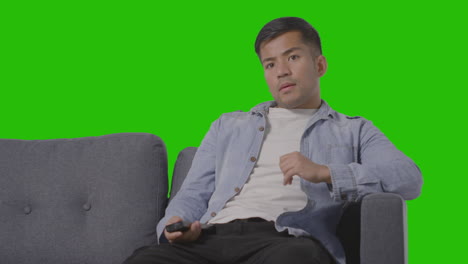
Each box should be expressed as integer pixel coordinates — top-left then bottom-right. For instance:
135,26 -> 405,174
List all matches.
164,216 -> 202,243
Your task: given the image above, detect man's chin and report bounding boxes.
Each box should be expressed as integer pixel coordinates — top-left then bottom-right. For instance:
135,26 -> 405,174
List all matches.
275,94 -> 321,109
276,98 -> 301,109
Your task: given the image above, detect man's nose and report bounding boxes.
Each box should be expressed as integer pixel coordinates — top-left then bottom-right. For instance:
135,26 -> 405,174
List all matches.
276,62 -> 291,78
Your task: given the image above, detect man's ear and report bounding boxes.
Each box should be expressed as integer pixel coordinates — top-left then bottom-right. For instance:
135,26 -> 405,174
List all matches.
316,55 -> 328,77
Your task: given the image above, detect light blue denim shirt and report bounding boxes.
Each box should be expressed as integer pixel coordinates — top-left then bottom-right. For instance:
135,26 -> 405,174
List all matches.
157,100 -> 423,264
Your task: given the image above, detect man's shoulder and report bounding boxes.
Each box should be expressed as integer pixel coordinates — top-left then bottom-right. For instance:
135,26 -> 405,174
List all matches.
329,109 -> 383,137
328,107 -> 369,125
332,110 -> 366,121
216,109 -> 253,124
216,100 -> 275,120
221,109 -> 248,117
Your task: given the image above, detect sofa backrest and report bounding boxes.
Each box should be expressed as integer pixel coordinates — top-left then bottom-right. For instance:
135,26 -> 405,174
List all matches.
168,147 -> 197,203
0,133 -> 167,264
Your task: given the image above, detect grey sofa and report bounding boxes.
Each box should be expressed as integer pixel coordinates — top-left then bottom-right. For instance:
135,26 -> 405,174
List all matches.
0,133 -> 408,264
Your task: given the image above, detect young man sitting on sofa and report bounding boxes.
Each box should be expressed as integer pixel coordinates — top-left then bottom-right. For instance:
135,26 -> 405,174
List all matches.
123,16 -> 423,264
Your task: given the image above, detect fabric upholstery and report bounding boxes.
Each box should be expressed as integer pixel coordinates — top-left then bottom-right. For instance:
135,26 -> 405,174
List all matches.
0,133 -> 167,264
360,193 -> 407,264
169,147 -> 197,204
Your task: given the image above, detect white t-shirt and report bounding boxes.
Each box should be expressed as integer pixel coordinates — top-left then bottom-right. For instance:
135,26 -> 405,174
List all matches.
208,107 -> 318,224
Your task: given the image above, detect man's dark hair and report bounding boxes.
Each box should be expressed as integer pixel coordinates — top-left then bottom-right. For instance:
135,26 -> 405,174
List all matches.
254,17 -> 322,59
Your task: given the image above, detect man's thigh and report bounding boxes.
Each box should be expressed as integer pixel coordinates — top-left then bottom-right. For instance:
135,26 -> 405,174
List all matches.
122,243 -> 212,264
242,236 -> 335,264
122,222 -> 335,264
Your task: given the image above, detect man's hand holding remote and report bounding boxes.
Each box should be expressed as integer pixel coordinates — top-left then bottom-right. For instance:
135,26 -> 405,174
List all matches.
164,216 -> 202,244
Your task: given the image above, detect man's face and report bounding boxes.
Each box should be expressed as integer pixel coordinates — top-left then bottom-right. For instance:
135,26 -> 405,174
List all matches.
259,31 -> 327,109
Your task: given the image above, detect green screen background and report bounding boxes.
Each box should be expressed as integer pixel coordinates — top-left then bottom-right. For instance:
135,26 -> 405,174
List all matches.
1,1 -> 467,262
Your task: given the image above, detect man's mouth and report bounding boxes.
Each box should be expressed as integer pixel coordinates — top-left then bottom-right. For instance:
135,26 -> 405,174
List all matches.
279,83 -> 296,92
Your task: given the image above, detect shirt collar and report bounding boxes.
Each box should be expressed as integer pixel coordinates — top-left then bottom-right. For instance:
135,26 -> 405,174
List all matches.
249,99 -> 335,119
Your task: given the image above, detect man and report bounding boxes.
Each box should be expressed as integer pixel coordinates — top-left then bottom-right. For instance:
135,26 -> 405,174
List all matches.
123,17 -> 423,264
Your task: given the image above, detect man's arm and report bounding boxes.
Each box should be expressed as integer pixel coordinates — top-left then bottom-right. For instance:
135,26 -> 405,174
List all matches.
156,117 -> 221,243
326,120 -> 423,202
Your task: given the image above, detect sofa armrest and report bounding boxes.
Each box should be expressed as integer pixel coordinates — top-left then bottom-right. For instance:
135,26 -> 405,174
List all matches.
360,193 -> 407,264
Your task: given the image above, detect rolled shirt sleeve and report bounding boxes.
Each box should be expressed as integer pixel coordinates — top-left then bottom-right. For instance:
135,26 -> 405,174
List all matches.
326,120 -> 423,202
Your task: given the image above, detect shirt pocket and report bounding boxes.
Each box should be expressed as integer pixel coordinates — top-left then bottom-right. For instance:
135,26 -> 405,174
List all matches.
327,144 -> 357,164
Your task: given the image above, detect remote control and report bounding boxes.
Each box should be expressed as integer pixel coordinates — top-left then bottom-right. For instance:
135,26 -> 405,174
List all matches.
165,221 -> 191,233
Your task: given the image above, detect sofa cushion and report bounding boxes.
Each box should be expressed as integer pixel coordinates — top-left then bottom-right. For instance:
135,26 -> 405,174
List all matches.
0,133 -> 167,264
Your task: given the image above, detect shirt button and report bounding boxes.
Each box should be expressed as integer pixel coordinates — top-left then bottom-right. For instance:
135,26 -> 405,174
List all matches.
250,156 -> 257,162
211,212 -> 217,217
234,187 -> 240,192
258,126 -> 265,131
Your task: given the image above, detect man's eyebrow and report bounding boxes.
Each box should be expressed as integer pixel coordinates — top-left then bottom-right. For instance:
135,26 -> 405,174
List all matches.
261,47 -> 303,64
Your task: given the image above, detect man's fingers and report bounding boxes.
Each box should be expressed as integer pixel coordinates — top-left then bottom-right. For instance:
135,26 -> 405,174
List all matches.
188,221 -> 198,234
164,217 -> 203,243
283,166 -> 297,185
191,221 -> 201,231
284,175 -> 293,185
164,216 -> 184,243
171,221 -> 202,243
279,153 -> 289,163
283,172 -> 293,185
279,158 -> 293,173
165,231 -> 182,242
280,159 -> 298,185
188,221 -> 201,240
279,154 -> 292,168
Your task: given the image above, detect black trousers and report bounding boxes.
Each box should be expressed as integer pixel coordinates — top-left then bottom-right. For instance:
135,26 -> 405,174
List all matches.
123,219 -> 335,264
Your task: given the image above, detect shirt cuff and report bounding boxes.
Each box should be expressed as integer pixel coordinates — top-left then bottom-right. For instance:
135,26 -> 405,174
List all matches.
326,164 -> 358,202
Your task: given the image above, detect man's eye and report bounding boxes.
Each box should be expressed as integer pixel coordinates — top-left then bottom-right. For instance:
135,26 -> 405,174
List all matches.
266,63 -> 274,69
289,55 -> 299,61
